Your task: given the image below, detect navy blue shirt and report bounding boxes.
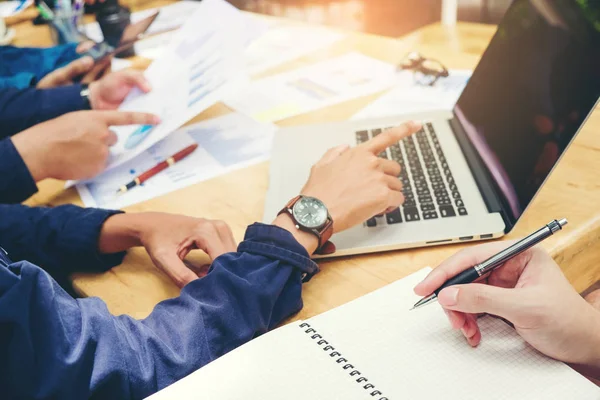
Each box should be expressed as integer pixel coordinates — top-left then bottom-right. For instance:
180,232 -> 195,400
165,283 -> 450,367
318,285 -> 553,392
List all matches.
0,43 -> 80,89
0,85 -> 86,139
0,204 -> 317,399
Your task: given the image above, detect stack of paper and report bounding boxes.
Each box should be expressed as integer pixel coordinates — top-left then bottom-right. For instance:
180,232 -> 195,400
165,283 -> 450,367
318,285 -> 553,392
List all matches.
352,69 -> 471,120
226,52 -> 402,123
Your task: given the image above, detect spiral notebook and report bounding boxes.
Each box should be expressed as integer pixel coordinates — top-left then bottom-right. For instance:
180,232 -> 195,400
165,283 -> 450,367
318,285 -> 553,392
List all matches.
147,268 -> 600,399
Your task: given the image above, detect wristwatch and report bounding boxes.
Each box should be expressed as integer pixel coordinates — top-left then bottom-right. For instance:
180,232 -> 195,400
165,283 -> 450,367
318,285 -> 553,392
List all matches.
80,84 -> 92,110
278,195 -> 334,250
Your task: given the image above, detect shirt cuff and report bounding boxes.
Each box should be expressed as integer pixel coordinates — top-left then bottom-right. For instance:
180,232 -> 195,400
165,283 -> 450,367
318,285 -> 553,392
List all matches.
0,138 -> 38,203
56,208 -> 127,273
238,223 -> 320,282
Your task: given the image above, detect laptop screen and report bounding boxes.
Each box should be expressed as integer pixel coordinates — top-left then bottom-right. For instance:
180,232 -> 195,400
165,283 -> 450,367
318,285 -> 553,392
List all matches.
454,0 -> 600,222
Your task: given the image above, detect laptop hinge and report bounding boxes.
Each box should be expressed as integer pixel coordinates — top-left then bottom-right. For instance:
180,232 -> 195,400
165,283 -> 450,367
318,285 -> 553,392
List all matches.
448,117 -> 515,233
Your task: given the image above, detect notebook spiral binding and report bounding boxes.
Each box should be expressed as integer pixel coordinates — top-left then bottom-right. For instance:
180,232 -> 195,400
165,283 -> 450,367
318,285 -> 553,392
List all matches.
299,323 -> 388,400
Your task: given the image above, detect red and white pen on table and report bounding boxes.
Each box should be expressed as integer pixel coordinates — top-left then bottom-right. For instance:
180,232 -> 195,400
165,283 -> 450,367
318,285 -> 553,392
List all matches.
117,144 -> 199,194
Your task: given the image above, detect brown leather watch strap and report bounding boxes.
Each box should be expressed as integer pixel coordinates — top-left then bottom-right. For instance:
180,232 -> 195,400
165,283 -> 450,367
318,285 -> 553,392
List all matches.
278,195 -> 334,253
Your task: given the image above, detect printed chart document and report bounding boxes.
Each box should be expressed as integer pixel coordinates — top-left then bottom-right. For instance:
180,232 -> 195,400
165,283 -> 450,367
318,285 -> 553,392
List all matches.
226,52 -> 400,123
103,0 -> 250,173
352,69 -> 472,120
76,113 -> 275,209
244,19 -> 344,75
0,0 -> 32,17
147,268 -> 600,400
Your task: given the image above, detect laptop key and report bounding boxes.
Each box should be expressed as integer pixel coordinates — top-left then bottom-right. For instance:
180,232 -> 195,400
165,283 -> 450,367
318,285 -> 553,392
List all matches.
452,191 -> 461,199
455,199 -> 464,207
386,208 -> 403,224
440,205 -> 456,218
355,130 -> 369,144
404,207 -> 420,222
420,203 -> 436,212
371,128 -> 382,136
423,211 -> 438,220
366,218 -> 377,227
437,198 -> 451,205
458,207 -> 468,216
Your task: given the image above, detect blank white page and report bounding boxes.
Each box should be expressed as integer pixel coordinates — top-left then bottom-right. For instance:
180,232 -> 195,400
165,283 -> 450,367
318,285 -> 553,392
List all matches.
146,322 -> 367,400
307,268 -> 600,399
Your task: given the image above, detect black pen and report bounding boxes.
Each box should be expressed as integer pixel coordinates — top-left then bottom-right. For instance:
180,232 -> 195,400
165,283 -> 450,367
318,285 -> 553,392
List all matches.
411,218 -> 568,310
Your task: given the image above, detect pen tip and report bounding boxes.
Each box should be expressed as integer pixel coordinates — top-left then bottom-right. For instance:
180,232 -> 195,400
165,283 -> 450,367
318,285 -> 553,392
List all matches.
409,306 -> 416,311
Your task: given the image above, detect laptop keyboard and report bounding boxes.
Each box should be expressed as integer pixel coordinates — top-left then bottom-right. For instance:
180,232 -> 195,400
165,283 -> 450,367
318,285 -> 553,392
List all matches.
356,123 -> 468,227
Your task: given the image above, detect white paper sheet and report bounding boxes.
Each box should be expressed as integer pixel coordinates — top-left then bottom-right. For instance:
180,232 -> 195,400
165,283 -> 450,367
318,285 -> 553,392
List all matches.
110,57 -> 132,72
0,0 -> 32,17
133,30 -> 176,60
76,112 -> 275,209
100,0 -> 250,174
244,20 -> 344,75
351,69 -> 472,120
226,52 -> 400,123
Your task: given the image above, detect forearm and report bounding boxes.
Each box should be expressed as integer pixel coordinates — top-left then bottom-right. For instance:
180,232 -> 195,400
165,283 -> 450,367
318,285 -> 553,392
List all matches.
0,85 -> 85,137
573,304 -> 600,381
0,224 -> 317,399
0,204 -> 125,277
0,138 -> 38,203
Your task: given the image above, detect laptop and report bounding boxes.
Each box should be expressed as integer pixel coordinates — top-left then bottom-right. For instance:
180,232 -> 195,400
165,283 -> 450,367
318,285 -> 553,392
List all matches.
263,0 -> 600,257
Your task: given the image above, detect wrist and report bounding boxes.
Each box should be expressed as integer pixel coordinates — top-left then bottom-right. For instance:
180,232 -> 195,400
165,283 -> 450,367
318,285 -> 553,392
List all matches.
273,214 -> 319,255
585,306 -> 600,370
11,132 -> 50,182
98,213 -> 145,253
87,81 -> 98,110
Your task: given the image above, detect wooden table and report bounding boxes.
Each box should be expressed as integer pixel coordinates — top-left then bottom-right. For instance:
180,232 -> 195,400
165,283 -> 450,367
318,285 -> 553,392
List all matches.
11,2 -> 600,320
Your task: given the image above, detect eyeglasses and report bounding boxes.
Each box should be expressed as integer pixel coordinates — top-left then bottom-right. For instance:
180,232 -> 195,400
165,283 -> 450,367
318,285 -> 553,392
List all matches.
397,52 -> 449,86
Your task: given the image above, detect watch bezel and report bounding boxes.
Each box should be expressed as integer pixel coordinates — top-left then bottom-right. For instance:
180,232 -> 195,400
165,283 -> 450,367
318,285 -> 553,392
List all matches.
291,196 -> 329,229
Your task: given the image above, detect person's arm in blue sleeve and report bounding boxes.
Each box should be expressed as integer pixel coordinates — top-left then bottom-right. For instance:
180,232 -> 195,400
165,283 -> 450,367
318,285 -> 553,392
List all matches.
0,138 -> 38,203
0,203 -> 125,277
0,85 -> 86,138
0,223 -> 317,400
0,43 -> 80,89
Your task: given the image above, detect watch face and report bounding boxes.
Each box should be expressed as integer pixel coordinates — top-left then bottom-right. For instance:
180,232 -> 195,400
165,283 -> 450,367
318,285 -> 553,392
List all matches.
292,197 -> 328,229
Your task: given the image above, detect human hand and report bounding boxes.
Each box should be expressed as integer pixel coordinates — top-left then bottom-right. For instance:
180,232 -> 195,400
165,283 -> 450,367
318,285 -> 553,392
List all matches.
273,121 -> 421,253
89,70 -> 151,110
12,110 -> 160,181
98,213 -> 238,288
36,56 -> 95,89
413,242 -> 600,371
301,121 -> 421,232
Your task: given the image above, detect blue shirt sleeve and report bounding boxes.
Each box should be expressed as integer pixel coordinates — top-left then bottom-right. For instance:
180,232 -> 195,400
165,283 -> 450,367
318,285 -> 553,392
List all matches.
0,72 -> 37,90
0,138 -> 38,203
0,203 -> 125,278
0,223 -> 318,400
0,85 -> 85,138
0,44 -> 80,89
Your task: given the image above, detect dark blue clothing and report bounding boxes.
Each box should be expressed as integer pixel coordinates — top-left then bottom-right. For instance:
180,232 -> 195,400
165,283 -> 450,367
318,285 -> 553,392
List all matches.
0,138 -> 38,203
0,44 -> 80,89
0,85 -> 85,139
0,205 -> 317,399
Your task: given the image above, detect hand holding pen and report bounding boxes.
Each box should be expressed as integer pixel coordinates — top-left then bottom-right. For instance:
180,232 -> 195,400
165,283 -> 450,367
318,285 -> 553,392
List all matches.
411,219 -> 600,377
